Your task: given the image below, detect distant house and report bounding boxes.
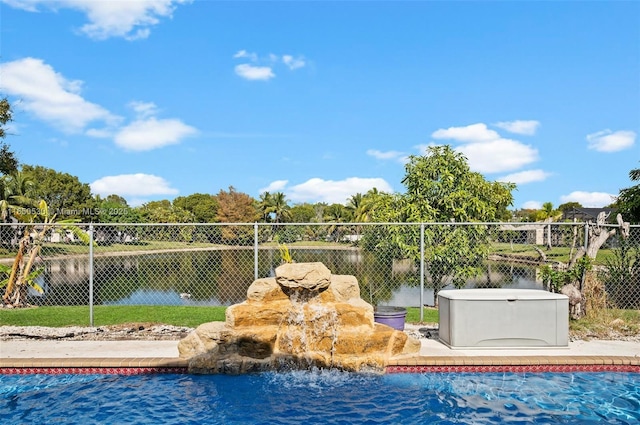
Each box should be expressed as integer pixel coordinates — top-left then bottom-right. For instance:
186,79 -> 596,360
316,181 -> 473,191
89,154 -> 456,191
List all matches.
562,207 -> 616,222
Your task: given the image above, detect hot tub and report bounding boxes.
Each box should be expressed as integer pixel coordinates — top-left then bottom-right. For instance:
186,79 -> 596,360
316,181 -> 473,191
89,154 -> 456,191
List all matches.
438,288 -> 569,349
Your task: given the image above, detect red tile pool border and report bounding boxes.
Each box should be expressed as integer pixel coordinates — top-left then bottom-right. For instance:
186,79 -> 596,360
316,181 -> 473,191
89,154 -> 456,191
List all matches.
386,364 -> 640,374
1,367 -> 188,375
3,364 -> 639,375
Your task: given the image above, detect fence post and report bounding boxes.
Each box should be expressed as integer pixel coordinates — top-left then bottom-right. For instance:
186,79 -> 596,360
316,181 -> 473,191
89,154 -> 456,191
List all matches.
583,222 -> 589,253
254,223 -> 259,281
88,223 -> 94,327
420,222 -> 425,322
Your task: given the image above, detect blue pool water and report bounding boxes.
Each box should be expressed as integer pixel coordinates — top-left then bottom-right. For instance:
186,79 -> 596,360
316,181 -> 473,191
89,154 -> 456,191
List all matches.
1,371 -> 639,424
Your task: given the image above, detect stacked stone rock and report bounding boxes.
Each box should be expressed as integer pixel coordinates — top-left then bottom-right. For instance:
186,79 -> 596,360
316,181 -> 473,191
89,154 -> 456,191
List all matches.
178,262 -> 420,374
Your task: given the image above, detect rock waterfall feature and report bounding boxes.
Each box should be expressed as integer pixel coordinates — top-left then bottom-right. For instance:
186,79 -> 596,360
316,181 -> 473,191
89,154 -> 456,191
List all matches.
178,262 -> 421,374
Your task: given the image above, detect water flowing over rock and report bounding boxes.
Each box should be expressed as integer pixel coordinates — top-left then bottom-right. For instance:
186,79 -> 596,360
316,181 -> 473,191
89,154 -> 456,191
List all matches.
178,262 -> 420,374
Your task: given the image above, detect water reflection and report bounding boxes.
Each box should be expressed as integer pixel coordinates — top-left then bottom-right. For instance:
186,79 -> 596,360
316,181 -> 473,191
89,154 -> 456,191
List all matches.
27,249 -> 542,307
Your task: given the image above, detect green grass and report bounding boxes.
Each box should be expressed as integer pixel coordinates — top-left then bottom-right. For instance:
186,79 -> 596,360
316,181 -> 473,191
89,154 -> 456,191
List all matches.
489,242 -> 616,265
0,305 -> 436,328
0,306 -> 226,328
3,305 -> 635,340
569,308 -> 640,339
0,240 -> 349,260
406,307 -> 439,324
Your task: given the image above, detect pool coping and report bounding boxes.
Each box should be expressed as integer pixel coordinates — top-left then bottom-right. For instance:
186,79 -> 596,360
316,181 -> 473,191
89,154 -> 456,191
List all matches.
1,355 -> 639,375
0,357 -> 189,375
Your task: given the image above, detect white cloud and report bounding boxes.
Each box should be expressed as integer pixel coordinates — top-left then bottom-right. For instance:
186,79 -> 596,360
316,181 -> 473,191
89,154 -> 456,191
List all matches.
0,57 -> 119,133
111,100 -> 196,151
4,0 -> 192,40
259,180 -> 289,194
560,191 -> 616,208
91,174 -> 179,198
586,129 -> 636,152
493,120 -> 540,136
522,201 -> 542,210
114,117 -> 197,151
234,64 -> 276,81
85,128 -> 112,138
287,177 -> 393,205
366,149 -> 406,161
282,55 -> 306,70
432,123 -> 500,143
458,139 -> 539,173
1,0 -> 39,11
233,50 -> 258,61
430,123 -> 539,173
129,101 -> 159,119
497,169 -> 551,185
233,51 -> 306,80
0,58 -> 195,151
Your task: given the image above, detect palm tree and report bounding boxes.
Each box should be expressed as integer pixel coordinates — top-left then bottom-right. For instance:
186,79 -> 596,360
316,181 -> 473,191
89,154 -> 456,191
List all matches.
258,192 -> 273,222
361,188 -> 384,221
0,171 -> 37,215
0,172 -> 38,249
324,203 -> 348,242
617,164 -> 640,223
347,193 -> 367,241
270,192 -> 291,223
347,193 -> 364,221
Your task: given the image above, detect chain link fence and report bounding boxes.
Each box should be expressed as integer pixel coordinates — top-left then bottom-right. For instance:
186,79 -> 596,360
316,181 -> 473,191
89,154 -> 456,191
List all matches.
1,221 -> 639,324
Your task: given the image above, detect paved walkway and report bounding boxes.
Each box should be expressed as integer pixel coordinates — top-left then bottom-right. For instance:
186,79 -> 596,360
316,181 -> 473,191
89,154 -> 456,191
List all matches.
1,321 -> 639,372
1,337 -> 639,372
1,340 -> 180,359
1,338 -> 640,359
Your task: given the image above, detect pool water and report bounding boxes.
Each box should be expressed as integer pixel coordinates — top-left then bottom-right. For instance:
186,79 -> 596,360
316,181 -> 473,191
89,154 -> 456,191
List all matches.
1,371 -> 638,424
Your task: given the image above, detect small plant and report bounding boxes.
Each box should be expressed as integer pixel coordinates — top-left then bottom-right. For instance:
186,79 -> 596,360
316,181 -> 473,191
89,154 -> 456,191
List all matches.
598,237 -> 640,309
540,256 -> 591,293
278,242 -> 294,264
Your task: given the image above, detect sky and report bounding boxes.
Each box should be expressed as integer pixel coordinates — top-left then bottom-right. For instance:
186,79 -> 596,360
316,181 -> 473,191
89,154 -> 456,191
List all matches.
0,0 -> 638,210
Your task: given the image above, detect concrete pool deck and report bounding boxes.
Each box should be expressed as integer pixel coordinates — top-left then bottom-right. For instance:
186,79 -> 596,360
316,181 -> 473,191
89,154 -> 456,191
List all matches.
1,335 -> 639,374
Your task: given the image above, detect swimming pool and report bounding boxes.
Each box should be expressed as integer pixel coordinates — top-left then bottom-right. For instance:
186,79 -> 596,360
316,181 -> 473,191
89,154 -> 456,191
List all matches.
1,370 -> 638,424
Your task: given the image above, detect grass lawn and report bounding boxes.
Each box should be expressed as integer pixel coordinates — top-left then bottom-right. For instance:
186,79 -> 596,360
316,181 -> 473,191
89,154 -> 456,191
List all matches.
0,306 -> 226,328
0,305 -> 437,328
489,242 -> 616,265
2,305 -> 636,340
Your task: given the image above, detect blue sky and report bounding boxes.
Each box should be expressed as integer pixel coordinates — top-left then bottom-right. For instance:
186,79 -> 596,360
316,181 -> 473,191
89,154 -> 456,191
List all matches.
1,0 -> 638,210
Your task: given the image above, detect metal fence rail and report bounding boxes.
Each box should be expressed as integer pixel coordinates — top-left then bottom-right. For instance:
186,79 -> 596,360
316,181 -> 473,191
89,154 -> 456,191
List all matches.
1,221 -> 638,325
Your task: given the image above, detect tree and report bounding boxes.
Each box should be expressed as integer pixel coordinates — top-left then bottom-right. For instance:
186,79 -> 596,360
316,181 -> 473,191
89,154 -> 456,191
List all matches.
558,201 -> 582,214
0,171 -> 36,217
138,200 -> 196,242
269,192 -> 291,223
93,195 -> 141,223
21,165 -> 93,220
616,164 -> 640,224
257,191 -> 291,223
0,98 -> 18,176
215,186 -> 258,244
1,200 -> 90,307
0,171 -> 40,249
173,193 -> 218,223
289,203 -> 316,223
346,193 -> 364,221
365,145 -> 515,306
257,192 -> 273,222
324,203 -> 350,242
140,200 -> 194,223
358,189 -> 385,222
